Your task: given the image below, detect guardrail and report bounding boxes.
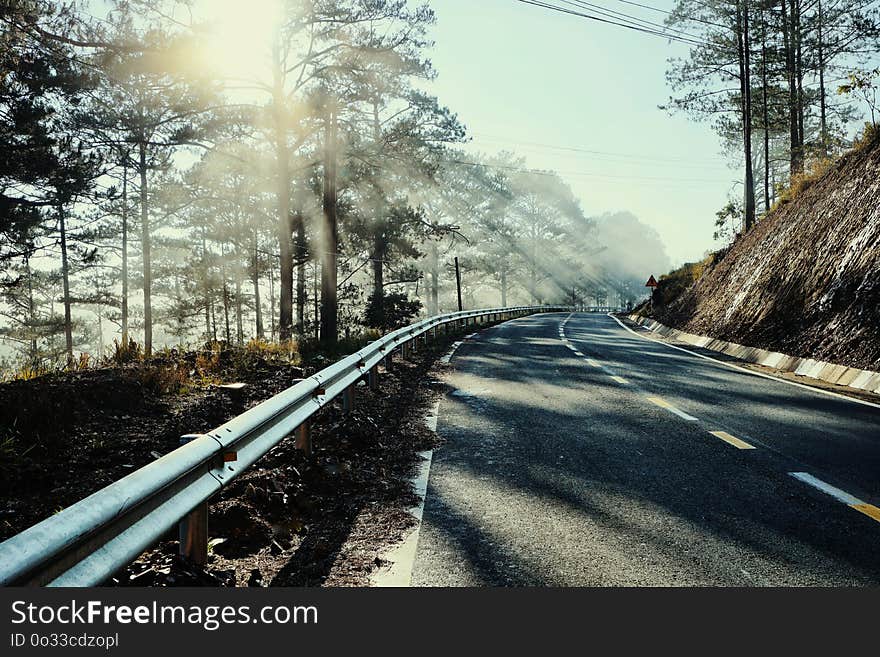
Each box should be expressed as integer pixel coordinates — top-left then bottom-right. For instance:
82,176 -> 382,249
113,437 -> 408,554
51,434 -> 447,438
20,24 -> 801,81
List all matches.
580,306 -> 620,313
0,305 -> 565,587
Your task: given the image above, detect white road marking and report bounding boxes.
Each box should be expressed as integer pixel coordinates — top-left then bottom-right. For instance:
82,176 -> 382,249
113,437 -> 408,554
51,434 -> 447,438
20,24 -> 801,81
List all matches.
789,472 -> 864,505
372,450 -> 434,587
586,359 -> 601,367
373,402 -> 439,587
440,341 -> 463,364
646,396 -> 700,421
608,313 -> 880,411
610,375 -> 629,385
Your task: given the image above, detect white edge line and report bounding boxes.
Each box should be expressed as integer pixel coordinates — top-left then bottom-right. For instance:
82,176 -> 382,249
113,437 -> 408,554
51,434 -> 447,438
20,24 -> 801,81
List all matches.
439,341 -> 463,364
789,472 -> 864,506
608,313 -> 880,411
372,402 -> 439,587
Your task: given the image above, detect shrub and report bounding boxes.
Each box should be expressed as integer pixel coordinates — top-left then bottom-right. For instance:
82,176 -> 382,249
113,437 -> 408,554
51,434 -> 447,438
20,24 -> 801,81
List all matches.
363,292 -> 422,331
109,337 -> 143,365
852,120 -> 880,152
135,363 -> 189,395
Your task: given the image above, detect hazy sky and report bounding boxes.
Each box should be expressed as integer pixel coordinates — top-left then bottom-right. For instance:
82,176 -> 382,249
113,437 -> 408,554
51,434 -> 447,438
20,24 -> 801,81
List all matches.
427,0 -> 739,267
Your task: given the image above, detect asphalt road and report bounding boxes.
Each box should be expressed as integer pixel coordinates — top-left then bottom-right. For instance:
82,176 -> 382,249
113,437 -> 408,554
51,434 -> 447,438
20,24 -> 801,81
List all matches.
410,312 -> 880,586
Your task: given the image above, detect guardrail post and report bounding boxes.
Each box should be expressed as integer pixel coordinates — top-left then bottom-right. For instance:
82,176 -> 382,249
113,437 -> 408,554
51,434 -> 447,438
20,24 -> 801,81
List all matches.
384,350 -> 393,371
342,384 -> 355,413
295,420 -> 312,456
368,365 -> 379,390
178,434 -> 209,567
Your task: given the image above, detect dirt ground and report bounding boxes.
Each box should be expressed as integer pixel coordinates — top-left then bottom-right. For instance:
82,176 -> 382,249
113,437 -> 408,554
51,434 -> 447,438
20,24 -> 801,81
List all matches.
0,333 -> 457,586
113,344 -> 448,587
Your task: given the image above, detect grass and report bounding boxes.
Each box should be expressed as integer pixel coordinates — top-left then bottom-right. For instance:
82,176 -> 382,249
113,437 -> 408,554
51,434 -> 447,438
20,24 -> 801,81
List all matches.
769,122 -> 880,214
0,328 -> 388,395
634,252 -> 720,315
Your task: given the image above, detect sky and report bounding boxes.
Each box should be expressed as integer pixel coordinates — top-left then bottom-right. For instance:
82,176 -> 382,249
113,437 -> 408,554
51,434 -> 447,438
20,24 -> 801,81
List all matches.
425,0 -> 739,267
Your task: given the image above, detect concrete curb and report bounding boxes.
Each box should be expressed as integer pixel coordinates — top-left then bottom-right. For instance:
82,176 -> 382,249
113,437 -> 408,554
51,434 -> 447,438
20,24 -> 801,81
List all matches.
626,314 -> 880,395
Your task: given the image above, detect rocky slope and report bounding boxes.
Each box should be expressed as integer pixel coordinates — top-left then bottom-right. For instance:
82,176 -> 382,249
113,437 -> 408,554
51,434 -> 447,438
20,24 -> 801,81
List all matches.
649,133 -> 880,371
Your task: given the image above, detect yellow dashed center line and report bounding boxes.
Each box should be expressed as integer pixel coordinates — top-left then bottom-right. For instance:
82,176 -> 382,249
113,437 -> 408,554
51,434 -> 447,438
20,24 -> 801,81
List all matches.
646,396 -> 699,421
709,430 -> 756,450
851,503 -> 880,523
610,375 -> 629,384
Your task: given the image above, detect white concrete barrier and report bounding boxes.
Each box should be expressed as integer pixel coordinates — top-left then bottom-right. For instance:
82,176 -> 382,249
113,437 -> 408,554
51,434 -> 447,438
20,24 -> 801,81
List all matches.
626,314 -> 880,394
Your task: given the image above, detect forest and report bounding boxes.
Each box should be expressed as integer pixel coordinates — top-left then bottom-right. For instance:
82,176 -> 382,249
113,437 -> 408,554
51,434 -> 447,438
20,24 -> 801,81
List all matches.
0,0 -> 655,372
1,0 -> 878,371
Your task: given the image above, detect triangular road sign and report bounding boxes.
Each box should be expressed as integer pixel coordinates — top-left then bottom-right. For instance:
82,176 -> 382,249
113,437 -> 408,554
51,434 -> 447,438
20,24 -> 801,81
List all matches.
645,275 -> 658,288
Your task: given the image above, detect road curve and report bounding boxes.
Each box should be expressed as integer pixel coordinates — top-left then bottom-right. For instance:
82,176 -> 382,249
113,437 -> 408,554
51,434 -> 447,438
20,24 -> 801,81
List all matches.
410,312 -> 880,586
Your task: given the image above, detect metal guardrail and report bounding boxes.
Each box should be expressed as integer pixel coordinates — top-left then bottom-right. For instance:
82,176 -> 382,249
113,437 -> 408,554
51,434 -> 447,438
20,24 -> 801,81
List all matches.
0,305 -> 565,587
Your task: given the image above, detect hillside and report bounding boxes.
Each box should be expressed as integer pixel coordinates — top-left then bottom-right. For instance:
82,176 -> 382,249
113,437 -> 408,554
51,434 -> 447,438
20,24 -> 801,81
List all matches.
647,131 -> 880,371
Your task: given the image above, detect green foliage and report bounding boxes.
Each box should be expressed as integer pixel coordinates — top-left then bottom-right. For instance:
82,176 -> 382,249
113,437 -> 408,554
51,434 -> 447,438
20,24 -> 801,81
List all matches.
839,68 -> 880,128
714,201 -> 743,242
644,253 -> 719,310
364,292 -> 422,331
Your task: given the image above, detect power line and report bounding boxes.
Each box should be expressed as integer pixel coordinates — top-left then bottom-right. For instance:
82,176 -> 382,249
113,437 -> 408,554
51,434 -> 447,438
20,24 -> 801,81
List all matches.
468,132 -> 730,165
610,0 -> 729,29
513,0 -> 724,51
443,157 -> 734,184
560,0 -> 713,43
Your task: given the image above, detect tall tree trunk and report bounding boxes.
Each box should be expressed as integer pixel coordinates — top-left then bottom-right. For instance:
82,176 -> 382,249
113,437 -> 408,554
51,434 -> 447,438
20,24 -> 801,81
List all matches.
269,264 -> 276,340
738,0 -> 756,230
294,212 -> 306,335
174,272 -> 184,344
138,136 -> 152,356
501,266 -> 508,307
210,296 -> 217,342
220,245 -> 231,343
58,205 -> 73,362
313,262 -> 319,341
320,104 -> 338,345
25,253 -> 36,363
272,42 -> 293,340
121,161 -> 129,343
370,234 -> 384,302
235,272 -> 243,346
429,242 -> 439,316
252,230 -> 264,339
369,98 -> 387,324
222,284 -> 231,344
795,0 -> 805,157
202,229 -> 211,342
817,0 -> 827,152
780,0 -> 802,175
760,11 -> 770,212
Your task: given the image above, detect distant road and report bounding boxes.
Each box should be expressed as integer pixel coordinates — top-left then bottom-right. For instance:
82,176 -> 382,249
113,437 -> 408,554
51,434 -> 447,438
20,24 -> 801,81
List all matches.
411,312 -> 880,586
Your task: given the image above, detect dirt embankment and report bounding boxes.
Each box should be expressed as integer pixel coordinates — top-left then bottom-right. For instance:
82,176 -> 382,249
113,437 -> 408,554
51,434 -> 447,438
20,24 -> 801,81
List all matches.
649,136 -> 880,371
0,335 -> 452,587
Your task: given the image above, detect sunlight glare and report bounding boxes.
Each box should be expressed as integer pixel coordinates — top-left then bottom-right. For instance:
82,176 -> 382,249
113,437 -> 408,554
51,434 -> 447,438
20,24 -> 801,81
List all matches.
198,0 -> 282,80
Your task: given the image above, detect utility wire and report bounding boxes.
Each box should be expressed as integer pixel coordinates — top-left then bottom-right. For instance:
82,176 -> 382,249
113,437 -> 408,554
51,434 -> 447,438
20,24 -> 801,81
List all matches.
513,0 -> 725,51
468,132 -> 730,165
560,0 -> 713,43
443,157 -> 733,184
